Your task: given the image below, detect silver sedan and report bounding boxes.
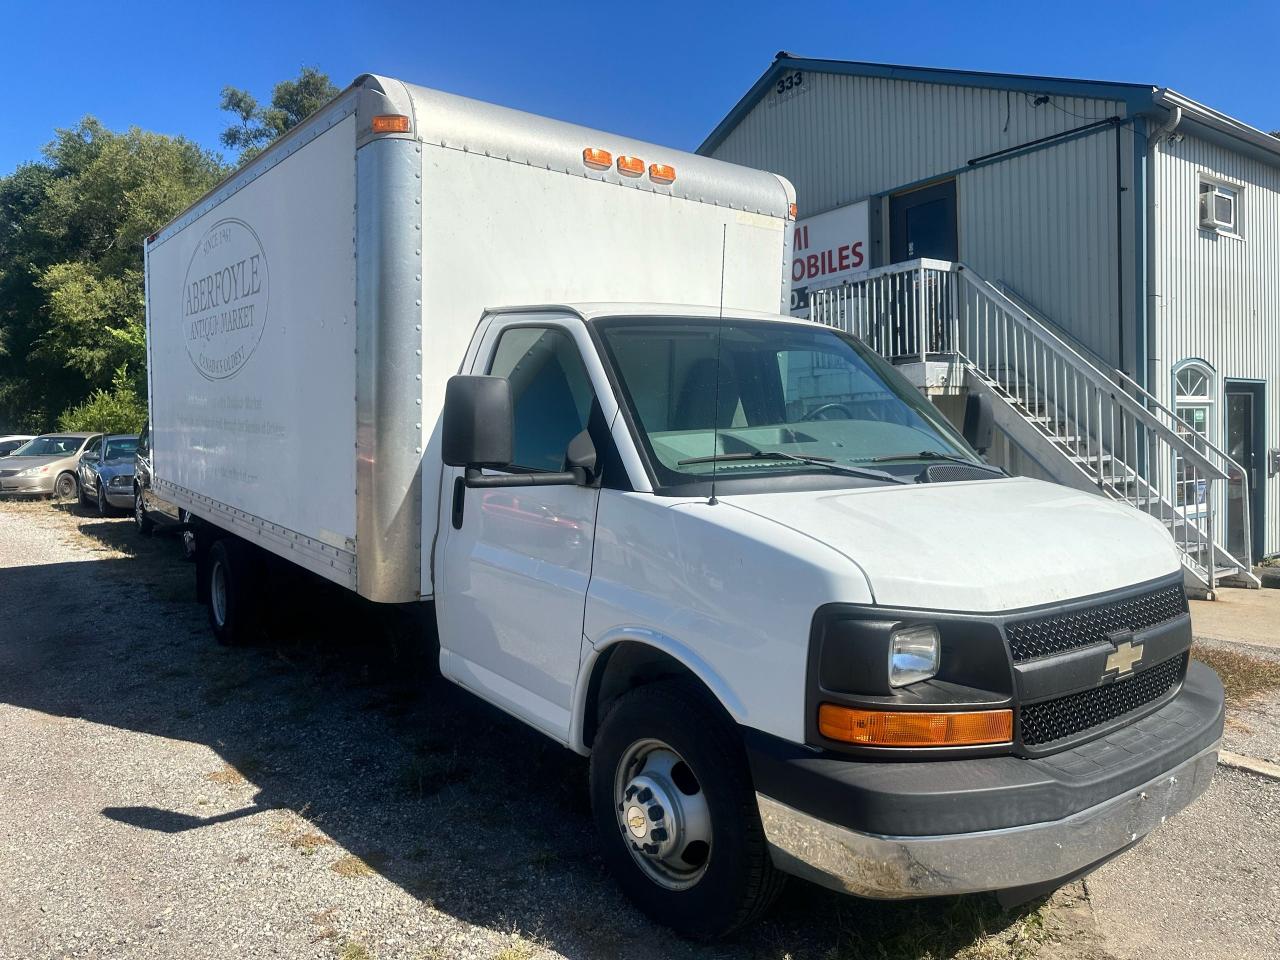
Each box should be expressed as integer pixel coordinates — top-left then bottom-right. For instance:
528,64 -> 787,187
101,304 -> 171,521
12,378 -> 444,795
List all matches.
77,434 -> 140,514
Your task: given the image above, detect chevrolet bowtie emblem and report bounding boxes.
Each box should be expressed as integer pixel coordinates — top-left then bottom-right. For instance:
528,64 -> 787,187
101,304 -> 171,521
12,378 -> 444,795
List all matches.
1105,636 -> 1144,676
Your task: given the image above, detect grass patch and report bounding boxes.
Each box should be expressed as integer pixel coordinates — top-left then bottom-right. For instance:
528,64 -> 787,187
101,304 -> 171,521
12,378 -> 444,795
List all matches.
337,941 -> 372,960
205,763 -> 247,786
1193,642 -> 1280,707
331,854 -> 377,878
292,831 -> 335,855
817,894 -> 1058,960
492,942 -> 535,960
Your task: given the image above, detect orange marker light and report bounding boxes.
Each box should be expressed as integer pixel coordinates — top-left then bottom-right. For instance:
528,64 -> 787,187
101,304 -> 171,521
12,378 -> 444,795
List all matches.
583,147 -> 613,169
616,155 -> 645,176
818,704 -> 1013,747
648,163 -> 676,184
371,114 -> 411,134
788,202 -> 798,220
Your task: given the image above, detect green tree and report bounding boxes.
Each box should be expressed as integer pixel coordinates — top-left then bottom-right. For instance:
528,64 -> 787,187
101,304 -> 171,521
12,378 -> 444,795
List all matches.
220,66 -> 339,162
0,119 -> 225,432
57,365 -> 147,434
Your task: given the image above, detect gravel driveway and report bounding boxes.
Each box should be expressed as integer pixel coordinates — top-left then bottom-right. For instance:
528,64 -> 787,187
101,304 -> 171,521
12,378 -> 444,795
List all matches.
0,498 -> 1274,960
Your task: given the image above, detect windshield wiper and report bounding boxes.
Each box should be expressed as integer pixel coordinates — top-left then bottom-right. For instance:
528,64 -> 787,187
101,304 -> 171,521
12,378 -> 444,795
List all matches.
678,450 -> 908,484
870,450 -> 1005,474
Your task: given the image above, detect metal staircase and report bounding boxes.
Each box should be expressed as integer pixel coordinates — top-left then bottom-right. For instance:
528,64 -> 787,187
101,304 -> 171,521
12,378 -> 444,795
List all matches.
809,258 -> 1260,593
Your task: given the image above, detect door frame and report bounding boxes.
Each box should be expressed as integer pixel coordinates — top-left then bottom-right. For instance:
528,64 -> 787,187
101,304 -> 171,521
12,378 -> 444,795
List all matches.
1223,378 -> 1266,563
888,177 -> 958,264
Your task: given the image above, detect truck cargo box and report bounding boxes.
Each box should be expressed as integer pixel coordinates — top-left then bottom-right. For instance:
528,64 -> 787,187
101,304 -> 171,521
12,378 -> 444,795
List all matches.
144,74 -> 795,602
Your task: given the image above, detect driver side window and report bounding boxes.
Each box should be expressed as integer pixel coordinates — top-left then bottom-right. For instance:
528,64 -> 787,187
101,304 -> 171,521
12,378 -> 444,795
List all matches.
487,326 -> 595,472
84,437 -> 102,458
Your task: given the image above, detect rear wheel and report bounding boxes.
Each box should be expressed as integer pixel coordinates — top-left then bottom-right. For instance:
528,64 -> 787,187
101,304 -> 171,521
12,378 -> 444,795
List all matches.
589,680 -> 785,940
133,487 -> 154,535
206,538 -> 262,646
78,478 -> 92,507
54,472 -> 77,501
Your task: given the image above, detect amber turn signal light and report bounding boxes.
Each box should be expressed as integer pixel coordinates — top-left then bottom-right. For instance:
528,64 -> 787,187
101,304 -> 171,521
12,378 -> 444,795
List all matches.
818,704 -> 1013,747
616,155 -> 645,176
371,114 -> 411,134
583,147 -> 613,169
648,163 -> 676,183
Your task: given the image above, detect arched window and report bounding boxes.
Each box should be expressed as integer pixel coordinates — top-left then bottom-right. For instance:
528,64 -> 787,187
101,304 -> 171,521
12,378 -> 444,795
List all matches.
1172,360 -> 1215,509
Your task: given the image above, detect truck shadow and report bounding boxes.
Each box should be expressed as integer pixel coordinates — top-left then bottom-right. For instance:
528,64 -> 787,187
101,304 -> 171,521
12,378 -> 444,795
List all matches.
0,516 -> 1054,960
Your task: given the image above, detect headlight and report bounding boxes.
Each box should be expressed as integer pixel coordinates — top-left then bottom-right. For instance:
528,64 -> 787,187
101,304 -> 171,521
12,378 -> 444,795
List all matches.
109,475 -> 132,488
888,624 -> 940,687
17,465 -> 49,478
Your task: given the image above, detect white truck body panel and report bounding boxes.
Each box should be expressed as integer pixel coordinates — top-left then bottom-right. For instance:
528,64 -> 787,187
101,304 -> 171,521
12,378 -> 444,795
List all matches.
146,113 -> 360,580
144,76 -> 794,600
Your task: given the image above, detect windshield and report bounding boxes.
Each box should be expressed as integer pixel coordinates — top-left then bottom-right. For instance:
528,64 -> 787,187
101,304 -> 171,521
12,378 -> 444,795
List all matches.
11,436 -> 84,458
103,438 -> 138,461
597,317 -> 977,488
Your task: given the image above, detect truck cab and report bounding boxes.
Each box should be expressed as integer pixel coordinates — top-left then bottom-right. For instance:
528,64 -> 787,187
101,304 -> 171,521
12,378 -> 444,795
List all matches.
429,302 -> 1220,937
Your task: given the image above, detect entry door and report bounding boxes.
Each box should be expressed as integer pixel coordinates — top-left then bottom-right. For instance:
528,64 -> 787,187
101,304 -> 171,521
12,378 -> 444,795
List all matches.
435,320 -> 601,741
889,179 -> 958,262
1225,381 -> 1265,562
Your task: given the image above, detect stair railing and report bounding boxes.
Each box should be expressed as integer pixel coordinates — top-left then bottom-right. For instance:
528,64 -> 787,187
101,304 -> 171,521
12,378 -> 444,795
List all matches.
808,259 -> 1255,590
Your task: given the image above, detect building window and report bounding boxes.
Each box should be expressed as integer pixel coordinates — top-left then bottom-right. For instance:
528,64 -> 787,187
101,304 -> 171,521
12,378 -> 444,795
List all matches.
1198,179 -> 1239,234
1172,360 -> 1215,510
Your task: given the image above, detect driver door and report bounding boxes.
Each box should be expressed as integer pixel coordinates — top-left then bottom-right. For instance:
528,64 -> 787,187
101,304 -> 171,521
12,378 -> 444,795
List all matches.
435,318 -> 602,742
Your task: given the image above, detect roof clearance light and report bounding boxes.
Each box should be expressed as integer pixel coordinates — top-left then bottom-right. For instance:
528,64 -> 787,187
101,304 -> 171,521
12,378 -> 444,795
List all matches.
371,114 -> 411,134
583,147 -> 612,169
616,155 -> 645,176
817,704 -> 1013,747
788,203 -> 798,220
648,163 -> 676,184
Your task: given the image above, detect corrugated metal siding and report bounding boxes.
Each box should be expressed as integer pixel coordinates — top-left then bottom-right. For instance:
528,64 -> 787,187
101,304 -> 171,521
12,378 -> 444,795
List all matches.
960,129 -> 1126,364
708,72 -> 1131,367
1154,133 -> 1280,556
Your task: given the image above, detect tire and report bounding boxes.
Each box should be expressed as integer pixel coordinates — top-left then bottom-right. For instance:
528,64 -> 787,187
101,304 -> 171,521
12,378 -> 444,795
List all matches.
54,472 -> 77,501
206,538 -> 263,646
133,487 -> 154,535
96,482 -> 109,516
589,679 -> 785,940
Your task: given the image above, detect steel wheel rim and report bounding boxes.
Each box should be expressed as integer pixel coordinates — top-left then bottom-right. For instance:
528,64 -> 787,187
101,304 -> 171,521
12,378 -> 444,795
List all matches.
56,475 -> 73,499
613,737 -> 712,891
210,560 -> 228,627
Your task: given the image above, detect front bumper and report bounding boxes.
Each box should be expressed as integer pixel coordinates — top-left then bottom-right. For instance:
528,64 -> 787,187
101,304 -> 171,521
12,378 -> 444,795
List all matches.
751,659 -> 1223,898
103,487 -> 135,508
0,476 -> 54,494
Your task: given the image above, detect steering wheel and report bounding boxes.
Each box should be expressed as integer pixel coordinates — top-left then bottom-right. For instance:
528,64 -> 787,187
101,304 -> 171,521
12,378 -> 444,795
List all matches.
802,402 -> 854,421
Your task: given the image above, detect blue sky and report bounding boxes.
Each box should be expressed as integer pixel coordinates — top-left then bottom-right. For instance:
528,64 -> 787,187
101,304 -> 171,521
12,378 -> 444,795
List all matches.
3,0 -> 1280,175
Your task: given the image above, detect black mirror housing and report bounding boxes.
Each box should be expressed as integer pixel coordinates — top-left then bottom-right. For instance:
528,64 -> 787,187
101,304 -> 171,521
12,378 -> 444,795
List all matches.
442,375 -> 514,468
963,392 -> 995,455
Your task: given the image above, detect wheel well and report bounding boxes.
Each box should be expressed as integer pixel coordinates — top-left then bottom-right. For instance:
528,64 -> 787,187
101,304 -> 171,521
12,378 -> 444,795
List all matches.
583,641 -> 723,749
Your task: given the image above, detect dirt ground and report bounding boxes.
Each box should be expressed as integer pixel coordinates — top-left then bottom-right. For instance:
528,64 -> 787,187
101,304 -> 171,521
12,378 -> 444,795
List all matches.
0,497 -> 1275,960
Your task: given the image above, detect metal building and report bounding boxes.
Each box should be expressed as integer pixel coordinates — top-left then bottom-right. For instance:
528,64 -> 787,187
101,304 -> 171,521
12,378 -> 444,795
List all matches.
699,54 -> 1278,591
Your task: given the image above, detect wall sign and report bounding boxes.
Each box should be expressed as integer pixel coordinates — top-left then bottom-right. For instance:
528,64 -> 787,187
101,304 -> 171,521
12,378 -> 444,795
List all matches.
789,200 -> 869,316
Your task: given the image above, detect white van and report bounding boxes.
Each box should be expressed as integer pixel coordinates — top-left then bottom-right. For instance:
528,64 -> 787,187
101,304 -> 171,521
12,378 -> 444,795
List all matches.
144,74 -> 1222,939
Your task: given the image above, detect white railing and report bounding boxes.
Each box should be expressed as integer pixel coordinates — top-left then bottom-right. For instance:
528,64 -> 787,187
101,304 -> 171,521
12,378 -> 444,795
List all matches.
810,259 -> 1256,590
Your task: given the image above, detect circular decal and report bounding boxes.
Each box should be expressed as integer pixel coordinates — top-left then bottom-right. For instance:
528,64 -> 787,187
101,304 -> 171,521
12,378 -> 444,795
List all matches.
182,218 -> 269,380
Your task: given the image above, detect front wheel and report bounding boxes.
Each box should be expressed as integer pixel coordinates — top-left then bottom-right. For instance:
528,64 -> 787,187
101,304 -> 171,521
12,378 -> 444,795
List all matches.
589,680 -> 785,940
54,472 -> 77,501
97,483 -> 110,516
133,487 -> 154,535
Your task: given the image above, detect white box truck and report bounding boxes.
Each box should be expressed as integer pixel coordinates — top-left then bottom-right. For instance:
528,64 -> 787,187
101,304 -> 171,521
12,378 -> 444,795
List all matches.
143,75 -> 1222,939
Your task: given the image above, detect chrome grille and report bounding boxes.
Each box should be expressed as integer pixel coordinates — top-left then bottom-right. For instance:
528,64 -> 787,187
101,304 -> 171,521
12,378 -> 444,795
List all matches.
1020,654 -> 1185,747
1004,584 -> 1188,663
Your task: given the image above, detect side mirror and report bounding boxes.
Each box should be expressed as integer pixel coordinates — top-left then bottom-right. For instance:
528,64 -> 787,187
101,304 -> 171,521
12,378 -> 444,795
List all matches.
442,375 -> 515,469
963,392 -> 994,455
565,430 -> 598,485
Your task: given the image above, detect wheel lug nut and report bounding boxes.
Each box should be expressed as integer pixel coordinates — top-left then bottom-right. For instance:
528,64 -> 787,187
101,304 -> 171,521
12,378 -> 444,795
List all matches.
651,827 -> 668,842
636,787 -> 652,803
648,804 -> 664,821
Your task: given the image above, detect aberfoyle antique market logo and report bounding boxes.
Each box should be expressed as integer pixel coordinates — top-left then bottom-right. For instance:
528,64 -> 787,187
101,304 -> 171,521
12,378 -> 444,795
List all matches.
182,218 -> 270,380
